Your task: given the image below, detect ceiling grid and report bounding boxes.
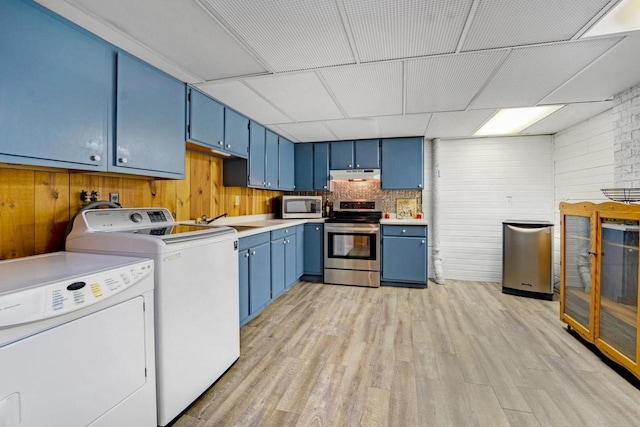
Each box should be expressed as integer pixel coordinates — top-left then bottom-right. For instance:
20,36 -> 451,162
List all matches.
38,0 -> 640,141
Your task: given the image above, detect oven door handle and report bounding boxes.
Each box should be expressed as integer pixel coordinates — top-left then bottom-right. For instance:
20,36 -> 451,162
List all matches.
325,225 -> 379,234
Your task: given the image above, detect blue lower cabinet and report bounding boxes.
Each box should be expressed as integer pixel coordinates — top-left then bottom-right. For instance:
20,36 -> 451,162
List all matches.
238,249 -> 250,323
285,234 -> 297,288
238,233 -> 271,325
296,224 -> 304,279
304,223 -> 323,276
271,238 -> 286,298
381,225 -> 428,286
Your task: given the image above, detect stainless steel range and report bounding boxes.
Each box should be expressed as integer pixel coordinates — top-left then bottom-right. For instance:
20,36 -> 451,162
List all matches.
324,200 -> 382,287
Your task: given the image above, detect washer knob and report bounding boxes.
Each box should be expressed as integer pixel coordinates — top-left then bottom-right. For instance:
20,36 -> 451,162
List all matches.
130,212 -> 143,223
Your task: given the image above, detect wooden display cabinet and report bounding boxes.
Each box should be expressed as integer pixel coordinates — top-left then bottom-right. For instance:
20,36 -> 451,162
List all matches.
560,201 -> 640,378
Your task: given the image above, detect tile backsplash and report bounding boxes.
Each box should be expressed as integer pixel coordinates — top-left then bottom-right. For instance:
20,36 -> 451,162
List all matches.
295,180 -> 422,214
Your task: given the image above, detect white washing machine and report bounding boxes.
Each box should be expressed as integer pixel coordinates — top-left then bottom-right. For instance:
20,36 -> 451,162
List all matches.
0,252 -> 156,427
66,207 -> 240,426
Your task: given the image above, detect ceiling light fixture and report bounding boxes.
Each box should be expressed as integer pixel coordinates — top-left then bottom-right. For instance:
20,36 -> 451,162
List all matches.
582,0 -> 640,38
474,105 -> 564,136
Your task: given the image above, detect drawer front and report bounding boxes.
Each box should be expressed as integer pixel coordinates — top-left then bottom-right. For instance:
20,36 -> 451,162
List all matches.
382,225 -> 427,237
239,232 -> 270,251
271,227 -> 295,240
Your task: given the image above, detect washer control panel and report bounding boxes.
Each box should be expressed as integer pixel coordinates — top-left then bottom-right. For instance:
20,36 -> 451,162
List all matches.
0,261 -> 153,328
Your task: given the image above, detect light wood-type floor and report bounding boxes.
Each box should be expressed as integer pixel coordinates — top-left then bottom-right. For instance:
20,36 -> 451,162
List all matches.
174,280 -> 640,427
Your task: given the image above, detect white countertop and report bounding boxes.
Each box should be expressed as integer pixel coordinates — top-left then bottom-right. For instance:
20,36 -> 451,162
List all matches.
380,218 -> 429,226
188,214 -> 326,238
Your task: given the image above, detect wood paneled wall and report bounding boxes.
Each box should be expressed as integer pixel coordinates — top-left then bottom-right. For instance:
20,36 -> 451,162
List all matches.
0,150 -> 281,260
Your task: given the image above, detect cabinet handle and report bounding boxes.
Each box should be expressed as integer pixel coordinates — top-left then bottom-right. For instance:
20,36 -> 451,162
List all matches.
226,143 -> 231,148
349,164 -> 352,168
315,227 -> 319,231
421,240 -> 425,244
263,181 -> 266,186
90,154 -> 101,162
287,239 -> 290,244
356,164 -> 360,168
418,184 -> 422,188
218,141 -> 224,145
244,253 -> 250,258
285,229 -> 288,233
119,157 -> 128,164
267,182 -> 271,186
323,185 -> 327,189
402,229 -> 406,233
251,251 -> 256,255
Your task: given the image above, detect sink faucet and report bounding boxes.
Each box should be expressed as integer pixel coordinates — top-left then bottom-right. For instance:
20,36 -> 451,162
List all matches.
201,213 -> 228,224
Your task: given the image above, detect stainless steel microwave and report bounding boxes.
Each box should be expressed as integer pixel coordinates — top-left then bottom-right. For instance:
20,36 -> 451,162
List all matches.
281,196 -> 323,219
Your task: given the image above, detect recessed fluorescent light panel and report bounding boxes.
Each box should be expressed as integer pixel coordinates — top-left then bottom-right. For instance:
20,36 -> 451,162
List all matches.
474,105 -> 564,136
583,0 -> 640,38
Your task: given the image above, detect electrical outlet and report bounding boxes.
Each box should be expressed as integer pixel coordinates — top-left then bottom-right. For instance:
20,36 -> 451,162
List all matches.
109,192 -> 119,204
235,195 -> 240,206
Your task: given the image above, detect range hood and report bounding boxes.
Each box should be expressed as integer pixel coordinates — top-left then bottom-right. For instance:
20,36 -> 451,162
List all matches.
330,169 -> 381,181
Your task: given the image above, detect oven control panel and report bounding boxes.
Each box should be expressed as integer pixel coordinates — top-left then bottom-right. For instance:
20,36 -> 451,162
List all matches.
0,261 -> 153,328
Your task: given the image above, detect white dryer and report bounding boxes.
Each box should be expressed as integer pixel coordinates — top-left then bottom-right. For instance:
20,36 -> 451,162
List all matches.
66,207 -> 240,426
0,252 -> 156,427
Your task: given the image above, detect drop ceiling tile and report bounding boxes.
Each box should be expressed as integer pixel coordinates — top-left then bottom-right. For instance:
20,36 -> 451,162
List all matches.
40,0 -> 267,81
470,38 -> 621,110
523,101 -> 614,134
320,63 -> 402,117
405,50 -> 508,113
377,114 -> 431,137
343,0 -> 473,62
543,34 -> 640,104
197,80 -> 291,125
245,73 -> 344,122
425,110 -> 495,138
323,118 -> 380,140
272,122 -> 336,142
201,0 -> 354,72
461,0 -> 613,51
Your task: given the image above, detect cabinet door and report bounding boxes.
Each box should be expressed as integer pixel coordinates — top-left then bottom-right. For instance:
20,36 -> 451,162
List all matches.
304,224 -> 324,275
249,122 -> 266,188
115,53 -> 186,177
330,141 -> 354,169
294,143 -> 314,191
224,109 -> 249,158
285,234 -> 297,288
279,137 -> 295,191
265,130 -> 279,189
313,143 -> 330,191
271,238 -> 286,298
382,236 -> 427,283
249,242 -> 271,314
355,139 -> 380,169
381,137 -> 424,190
296,224 -> 304,279
0,0 -> 108,169
187,88 -> 224,148
239,250 -> 250,324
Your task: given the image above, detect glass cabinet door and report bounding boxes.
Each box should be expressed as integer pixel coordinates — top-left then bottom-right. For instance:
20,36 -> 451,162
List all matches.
598,218 -> 639,363
562,214 -> 594,334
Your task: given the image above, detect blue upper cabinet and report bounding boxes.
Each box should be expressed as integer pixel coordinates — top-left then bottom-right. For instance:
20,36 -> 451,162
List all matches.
355,139 -> 380,169
187,88 -> 224,149
279,137 -> 295,191
248,122 -> 267,187
330,141 -> 354,169
313,143 -> 330,191
294,143 -> 314,191
330,139 -> 379,170
265,130 -> 279,189
0,0 -> 109,170
381,137 -> 424,190
224,109 -> 249,158
114,53 -> 186,178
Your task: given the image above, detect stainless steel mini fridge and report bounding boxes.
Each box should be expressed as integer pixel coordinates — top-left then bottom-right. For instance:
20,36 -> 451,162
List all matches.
502,220 -> 553,300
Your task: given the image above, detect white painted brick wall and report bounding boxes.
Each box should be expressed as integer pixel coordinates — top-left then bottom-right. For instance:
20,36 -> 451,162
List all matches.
614,83 -> 640,187
552,108 -> 614,285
